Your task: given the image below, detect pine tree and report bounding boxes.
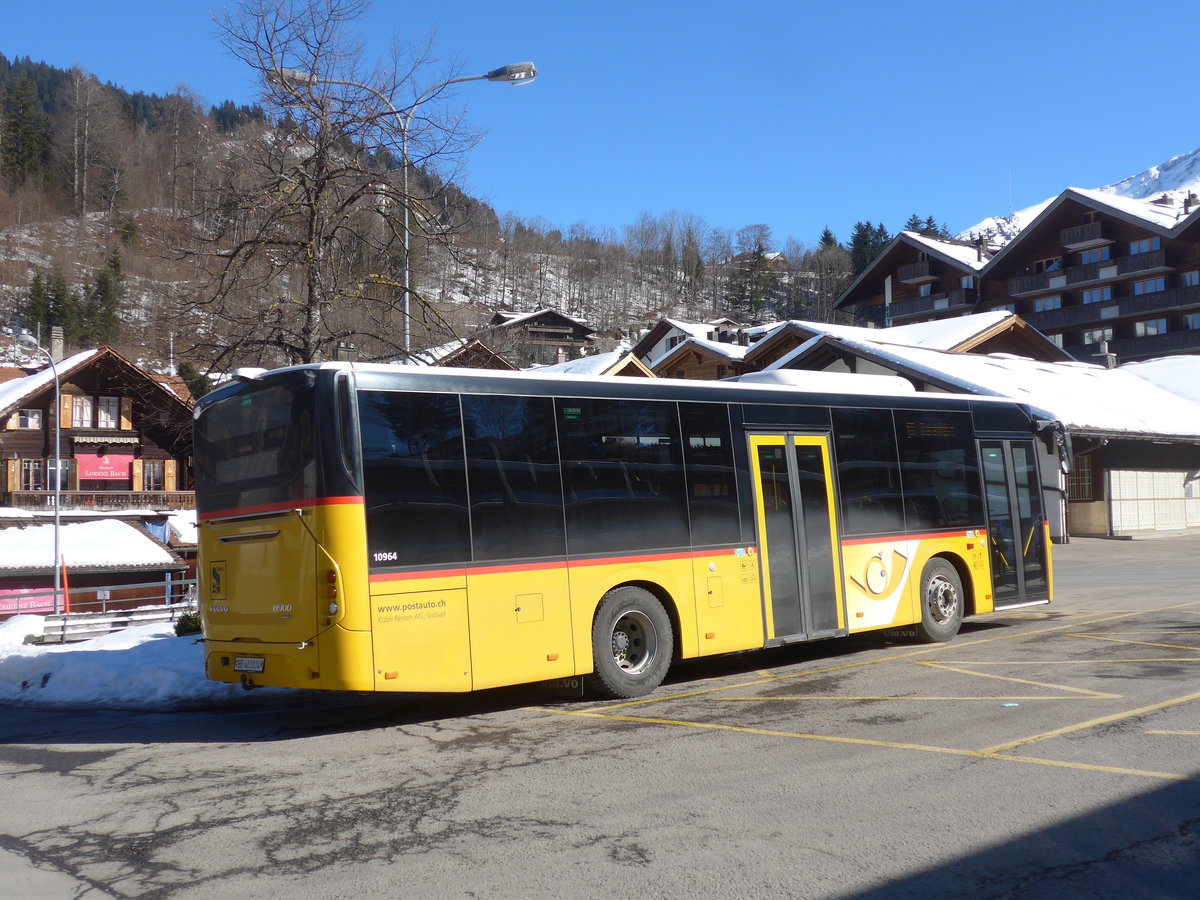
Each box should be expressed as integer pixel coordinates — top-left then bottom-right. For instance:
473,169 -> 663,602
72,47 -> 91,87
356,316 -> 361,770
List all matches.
0,75 -> 50,184
818,227 -> 839,249
46,267 -> 80,344
24,271 -> 48,338
83,247 -> 123,346
176,361 -> 214,398
904,214 -> 924,233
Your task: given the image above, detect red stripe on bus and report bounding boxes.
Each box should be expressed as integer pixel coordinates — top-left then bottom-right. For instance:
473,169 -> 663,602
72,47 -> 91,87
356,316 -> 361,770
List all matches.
198,495 -> 363,521
368,547 -> 748,584
840,529 -> 979,547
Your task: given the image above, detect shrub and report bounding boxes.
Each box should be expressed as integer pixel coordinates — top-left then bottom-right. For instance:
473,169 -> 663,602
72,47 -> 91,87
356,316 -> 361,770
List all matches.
174,611 -> 202,637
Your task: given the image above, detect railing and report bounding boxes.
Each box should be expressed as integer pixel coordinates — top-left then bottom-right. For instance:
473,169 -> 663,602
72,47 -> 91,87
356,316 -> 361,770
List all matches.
37,601 -> 198,644
1008,272 -> 1051,296
1023,303 -> 1111,331
1118,283 -> 1200,317
0,577 -> 196,619
3,491 -> 195,512
888,288 -> 978,321
1117,249 -> 1169,276
897,260 -> 935,283
1107,330 -> 1200,360
1060,221 -> 1105,248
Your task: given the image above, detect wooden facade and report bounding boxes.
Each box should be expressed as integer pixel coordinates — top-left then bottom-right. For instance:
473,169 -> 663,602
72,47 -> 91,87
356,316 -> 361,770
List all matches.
0,347 -> 195,512
836,190 -> 1200,364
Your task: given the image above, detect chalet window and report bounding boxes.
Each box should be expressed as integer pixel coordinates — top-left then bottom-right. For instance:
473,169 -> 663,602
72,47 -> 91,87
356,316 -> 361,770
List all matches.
1183,270 -> 1199,287
16,409 -> 42,429
960,275 -> 975,289
20,459 -> 43,491
1081,287 -> 1112,305
716,365 -> 727,379
1083,211 -> 1098,224
1067,454 -> 1093,502
674,370 -> 686,379
918,283 -> 933,297
144,460 -> 165,492
1133,277 -> 1166,296
1082,327 -> 1113,345
1186,313 -> 1200,330
97,396 -> 120,429
1078,247 -> 1110,265
1050,333 -> 1065,347
1033,256 -> 1063,274
71,395 -> 94,428
1033,295 -> 1062,312
1128,237 -> 1161,255
1135,318 -> 1167,337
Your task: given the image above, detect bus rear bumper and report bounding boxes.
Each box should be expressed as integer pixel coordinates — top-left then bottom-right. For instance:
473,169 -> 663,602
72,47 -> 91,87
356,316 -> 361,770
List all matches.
204,627 -> 375,691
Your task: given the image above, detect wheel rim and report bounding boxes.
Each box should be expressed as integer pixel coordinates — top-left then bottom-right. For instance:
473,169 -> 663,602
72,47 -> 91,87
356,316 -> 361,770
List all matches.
609,609 -> 658,675
926,574 -> 959,625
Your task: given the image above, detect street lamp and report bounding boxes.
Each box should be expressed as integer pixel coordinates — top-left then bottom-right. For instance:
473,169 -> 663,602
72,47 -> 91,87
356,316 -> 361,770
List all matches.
268,62 -> 538,355
4,328 -> 62,614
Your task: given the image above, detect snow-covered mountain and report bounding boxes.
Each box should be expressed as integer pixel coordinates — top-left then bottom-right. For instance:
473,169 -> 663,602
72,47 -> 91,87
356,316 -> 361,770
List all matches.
957,146 -> 1200,245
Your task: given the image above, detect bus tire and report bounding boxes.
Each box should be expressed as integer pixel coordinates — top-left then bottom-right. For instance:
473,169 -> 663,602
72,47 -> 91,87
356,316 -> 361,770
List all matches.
916,559 -> 964,643
586,587 -> 673,699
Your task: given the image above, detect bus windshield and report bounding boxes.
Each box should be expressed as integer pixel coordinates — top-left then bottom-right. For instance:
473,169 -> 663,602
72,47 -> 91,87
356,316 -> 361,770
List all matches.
194,373 -> 319,515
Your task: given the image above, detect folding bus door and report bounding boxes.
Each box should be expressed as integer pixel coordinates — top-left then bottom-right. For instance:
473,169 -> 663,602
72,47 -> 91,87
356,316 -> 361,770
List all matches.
980,440 -> 1050,607
748,434 -> 845,644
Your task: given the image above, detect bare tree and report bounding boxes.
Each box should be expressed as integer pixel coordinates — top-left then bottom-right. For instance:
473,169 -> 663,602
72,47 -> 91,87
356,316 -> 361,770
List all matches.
176,0 -> 483,368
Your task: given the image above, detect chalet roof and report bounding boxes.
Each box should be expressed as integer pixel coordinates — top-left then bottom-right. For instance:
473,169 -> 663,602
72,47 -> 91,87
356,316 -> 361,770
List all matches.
834,231 -> 990,309
631,318 -> 737,361
0,519 -> 184,574
530,350 -> 654,377
651,336 -> 749,373
0,347 -> 194,420
772,333 -> 1200,441
489,308 -> 595,332
980,187 -> 1200,276
401,337 -> 517,370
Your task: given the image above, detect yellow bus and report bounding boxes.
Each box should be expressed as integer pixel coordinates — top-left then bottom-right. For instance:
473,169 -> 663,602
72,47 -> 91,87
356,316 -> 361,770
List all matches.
194,364 -> 1052,698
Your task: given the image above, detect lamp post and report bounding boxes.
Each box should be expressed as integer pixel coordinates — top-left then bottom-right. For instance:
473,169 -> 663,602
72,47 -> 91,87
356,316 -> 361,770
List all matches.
5,328 -> 62,614
268,62 -> 537,354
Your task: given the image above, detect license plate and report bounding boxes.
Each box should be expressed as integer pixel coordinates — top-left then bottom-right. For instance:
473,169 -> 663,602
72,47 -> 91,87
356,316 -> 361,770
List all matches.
233,656 -> 265,673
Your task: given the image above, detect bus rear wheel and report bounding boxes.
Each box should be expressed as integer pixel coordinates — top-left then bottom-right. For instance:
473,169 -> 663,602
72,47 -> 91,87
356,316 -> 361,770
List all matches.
916,559 -> 964,643
586,587 -> 673,699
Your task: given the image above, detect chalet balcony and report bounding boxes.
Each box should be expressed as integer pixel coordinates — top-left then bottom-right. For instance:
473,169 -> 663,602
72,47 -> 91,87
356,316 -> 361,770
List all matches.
1106,329 -> 1200,361
1118,283 -> 1200,318
1023,302 -> 1114,332
1116,249 -> 1170,277
1060,221 -> 1109,250
897,260 -> 936,284
888,289 -> 978,322
1007,272 -> 1052,297
3,491 -> 196,513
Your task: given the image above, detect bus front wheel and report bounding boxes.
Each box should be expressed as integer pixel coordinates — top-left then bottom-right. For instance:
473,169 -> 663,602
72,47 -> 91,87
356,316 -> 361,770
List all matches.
916,559 -> 964,643
587,587 -> 673,699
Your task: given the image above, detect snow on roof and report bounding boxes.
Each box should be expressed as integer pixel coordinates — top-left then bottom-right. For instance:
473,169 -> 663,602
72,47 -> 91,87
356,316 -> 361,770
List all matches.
166,511 -> 198,545
0,520 -> 178,571
752,312 -> 1016,362
0,349 -> 99,414
785,335 -> 1200,438
531,350 -> 626,375
903,232 -> 991,271
1121,356 -> 1200,407
1067,187 -> 1186,230
659,335 -> 750,365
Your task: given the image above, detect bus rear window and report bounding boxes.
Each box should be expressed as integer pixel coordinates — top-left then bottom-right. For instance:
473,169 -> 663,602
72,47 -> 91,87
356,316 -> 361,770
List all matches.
194,380 -> 318,514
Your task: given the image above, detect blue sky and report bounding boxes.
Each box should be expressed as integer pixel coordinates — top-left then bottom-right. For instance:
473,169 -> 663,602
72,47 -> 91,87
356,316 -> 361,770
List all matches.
4,1 -> 1199,248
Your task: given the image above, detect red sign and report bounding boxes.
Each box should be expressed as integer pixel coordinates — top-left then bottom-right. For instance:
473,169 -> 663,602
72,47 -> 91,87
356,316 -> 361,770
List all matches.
76,452 -> 134,480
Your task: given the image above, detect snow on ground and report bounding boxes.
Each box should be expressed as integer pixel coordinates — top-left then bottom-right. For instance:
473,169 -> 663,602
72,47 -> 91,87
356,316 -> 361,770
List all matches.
0,615 -> 296,710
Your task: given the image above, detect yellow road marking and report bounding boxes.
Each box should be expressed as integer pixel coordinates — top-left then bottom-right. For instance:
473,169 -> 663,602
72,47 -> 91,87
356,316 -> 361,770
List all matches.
715,695 -> 1106,702
1067,634 -> 1200,652
533,707 -> 1190,781
979,691 -> 1200,755
934,658 -> 1200,665
915,661 -> 1121,698
1146,730 -> 1200,735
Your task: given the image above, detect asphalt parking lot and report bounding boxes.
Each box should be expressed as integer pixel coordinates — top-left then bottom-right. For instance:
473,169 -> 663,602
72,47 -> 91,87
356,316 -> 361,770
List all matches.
2,533 -> 1198,898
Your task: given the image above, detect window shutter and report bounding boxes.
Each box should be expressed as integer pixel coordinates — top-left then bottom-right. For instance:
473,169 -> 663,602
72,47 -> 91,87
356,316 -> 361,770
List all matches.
119,397 -> 133,430
4,413 -> 15,430
59,393 -> 73,425
67,459 -> 79,491
164,460 -> 177,491
4,459 -> 16,491
131,459 -> 144,492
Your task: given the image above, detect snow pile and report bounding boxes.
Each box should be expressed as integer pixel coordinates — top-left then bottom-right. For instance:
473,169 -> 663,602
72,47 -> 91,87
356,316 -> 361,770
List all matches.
0,616 -> 295,710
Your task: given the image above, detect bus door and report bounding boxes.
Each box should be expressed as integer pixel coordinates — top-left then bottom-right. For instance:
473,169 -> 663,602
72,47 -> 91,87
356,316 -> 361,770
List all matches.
979,440 -> 1049,607
748,434 -> 845,644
